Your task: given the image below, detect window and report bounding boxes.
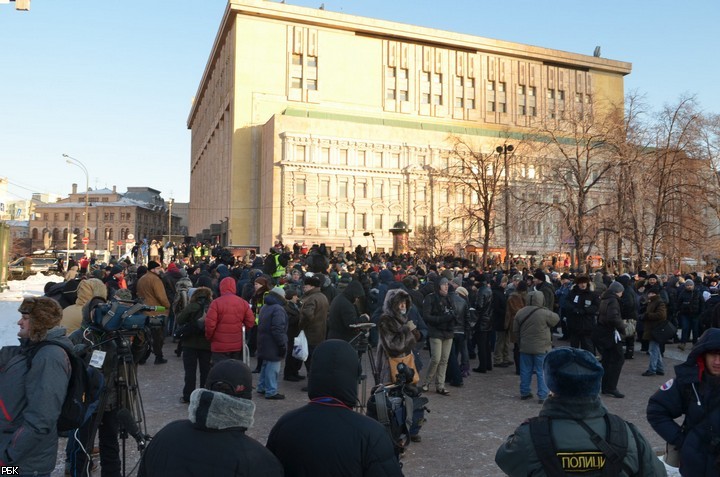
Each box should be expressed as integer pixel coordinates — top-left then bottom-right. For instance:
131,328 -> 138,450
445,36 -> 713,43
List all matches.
321,147 -> 330,163
307,79 -> 317,91
454,76 -> 463,88
387,153 -> 400,169
498,82 -> 507,113
455,97 -> 464,108
432,73 -> 442,84
416,186 -> 425,201
338,180 -> 348,198
357,183 -> 367,198
338,212 -> 348,229
296,145 -> 306,161
356,213 -> 366,230
291,76 -> 302,89
421,93 -> 430,104
75,213 -> 80,221
104,212 -> 109,221
292,54 -> 302,66
358,150 -> 367,166
102,198 -> 109,202
398,89 -> 408,101
390,184 -> 401,201
109,213 -> 114,221
339,149 -> 348,165
295,179 -> 306,195
319,212 -> 329,228
295,211 -> 306,227
398,68 -> 408,80
374,182 -> 383,198
466,98 -> 475,109
320,179 -> 330,197
54,213 -> 59,221
386,66 -> 396,78
307,56 -> 317,68
374,215 -> 383,230
64,213 -> 69,220
433,94 -> 442,105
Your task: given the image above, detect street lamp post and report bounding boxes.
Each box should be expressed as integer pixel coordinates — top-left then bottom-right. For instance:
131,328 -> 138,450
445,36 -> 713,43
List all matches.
63,154 -> 90,255
496,144 -> 514,271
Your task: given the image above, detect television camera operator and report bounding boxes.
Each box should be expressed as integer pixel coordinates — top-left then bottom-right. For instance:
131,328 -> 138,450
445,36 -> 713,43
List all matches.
66,288 -> 152,477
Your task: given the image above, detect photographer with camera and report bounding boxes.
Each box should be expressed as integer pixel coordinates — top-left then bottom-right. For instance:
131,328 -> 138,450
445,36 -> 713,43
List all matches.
421,277 -> 456,396
648,328 -> 720,476
376,289 -> 426,443
328,279 -> 369,342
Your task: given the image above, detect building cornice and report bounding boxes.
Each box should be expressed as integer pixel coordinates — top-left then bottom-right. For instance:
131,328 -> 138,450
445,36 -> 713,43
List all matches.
188,0 -> 631,127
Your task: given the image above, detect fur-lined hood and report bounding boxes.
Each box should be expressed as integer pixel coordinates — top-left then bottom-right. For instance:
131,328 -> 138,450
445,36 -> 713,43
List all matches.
382,288 -> 411,316
188,389 -> 255,431
76,278 -> 107,306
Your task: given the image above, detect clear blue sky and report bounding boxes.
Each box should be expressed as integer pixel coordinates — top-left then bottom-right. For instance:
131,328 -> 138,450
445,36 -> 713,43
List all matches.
2,0 -> 717,204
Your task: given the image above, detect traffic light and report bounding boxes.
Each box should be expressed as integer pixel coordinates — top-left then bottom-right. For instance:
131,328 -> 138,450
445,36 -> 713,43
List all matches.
109,240 -> 115,250
69,233 -> 77,248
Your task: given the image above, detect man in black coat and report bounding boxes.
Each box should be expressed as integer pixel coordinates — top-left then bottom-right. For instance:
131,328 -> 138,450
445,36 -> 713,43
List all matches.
138,359 -> 283,477
266,340 -> 403,477
327,280 -> 368,343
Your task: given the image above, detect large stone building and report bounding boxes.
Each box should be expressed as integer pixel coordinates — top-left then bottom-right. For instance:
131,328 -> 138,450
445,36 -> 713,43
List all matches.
188,0 -> 630,256
29,184 -> 184,253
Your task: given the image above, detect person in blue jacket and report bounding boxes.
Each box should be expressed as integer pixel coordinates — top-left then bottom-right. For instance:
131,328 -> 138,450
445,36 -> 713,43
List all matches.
647,327 -> 720,476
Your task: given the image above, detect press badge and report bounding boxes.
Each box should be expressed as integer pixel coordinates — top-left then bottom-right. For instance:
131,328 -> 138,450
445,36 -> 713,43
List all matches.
90,350 -> 107,368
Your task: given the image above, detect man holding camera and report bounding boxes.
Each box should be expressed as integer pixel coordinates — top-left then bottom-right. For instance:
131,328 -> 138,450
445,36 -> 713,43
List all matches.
328,279 -> 369,342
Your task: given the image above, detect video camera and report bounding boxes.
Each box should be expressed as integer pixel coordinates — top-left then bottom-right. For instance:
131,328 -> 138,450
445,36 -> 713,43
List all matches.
91,301 -> 166,332
395,362 -> 416,386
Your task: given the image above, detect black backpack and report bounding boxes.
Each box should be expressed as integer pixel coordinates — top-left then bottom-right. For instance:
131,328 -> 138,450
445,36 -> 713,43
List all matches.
366,385 -> 412,457
528,414 -> 640,476
27,341 -> 92,432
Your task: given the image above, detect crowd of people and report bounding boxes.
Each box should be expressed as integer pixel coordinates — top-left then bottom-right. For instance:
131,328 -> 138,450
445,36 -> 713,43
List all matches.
5,239 -> 720,475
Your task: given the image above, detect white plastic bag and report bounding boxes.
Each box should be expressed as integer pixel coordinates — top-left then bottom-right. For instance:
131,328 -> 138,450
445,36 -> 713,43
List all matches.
292,330 -> 309,362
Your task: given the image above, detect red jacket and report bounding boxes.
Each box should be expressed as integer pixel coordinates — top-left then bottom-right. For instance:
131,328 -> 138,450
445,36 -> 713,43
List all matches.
205,277 -> 254,353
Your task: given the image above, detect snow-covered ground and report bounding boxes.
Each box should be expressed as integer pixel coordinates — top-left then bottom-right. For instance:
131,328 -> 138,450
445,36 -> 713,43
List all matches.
0,275 -> 681,476
0,274 -> 60,347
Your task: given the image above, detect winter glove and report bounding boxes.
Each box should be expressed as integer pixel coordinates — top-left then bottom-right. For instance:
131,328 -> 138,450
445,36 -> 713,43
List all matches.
406,321 -> 417,332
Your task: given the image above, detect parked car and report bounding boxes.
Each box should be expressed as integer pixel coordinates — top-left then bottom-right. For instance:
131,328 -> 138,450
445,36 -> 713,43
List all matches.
7,257 -> 60,280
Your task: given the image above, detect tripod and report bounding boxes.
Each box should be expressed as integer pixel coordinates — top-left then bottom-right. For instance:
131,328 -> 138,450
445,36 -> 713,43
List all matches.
349,323 -> 379,413
70,327 -> 152,477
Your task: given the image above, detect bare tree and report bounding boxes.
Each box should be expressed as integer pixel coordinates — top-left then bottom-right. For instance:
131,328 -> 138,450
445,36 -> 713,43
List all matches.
523,99 -> 626,272
409,224 -> 453,261
442,136 -> 513,268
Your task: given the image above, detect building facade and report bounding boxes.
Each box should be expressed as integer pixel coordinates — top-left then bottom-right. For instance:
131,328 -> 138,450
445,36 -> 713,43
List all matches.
188,0 -> 631,255
29,184 -> 184,253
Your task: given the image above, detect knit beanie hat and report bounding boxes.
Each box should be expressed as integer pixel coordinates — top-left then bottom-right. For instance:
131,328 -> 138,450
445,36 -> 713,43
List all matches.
544,347 -> 604,398
608,281 -> 624,294
533,269 -> 546,281
207,359 -> 253,400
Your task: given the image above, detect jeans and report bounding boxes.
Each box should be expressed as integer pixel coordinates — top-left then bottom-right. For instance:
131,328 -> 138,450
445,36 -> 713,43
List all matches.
258,360 -> 281,396
679,315 -> 700,344
519,352 -> 548,400
648,340 -> 664,374
182,347 -> 212,401
424,337 -> 453,390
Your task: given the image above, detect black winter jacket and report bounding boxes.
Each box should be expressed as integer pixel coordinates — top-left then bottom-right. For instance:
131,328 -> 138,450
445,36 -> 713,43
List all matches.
139,389 -> 283,477
647,328 -> 720,477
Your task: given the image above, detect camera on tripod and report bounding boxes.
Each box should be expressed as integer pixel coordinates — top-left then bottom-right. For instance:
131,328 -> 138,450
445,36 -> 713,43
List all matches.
394,362 -> 415,386
90,300 -> 166,332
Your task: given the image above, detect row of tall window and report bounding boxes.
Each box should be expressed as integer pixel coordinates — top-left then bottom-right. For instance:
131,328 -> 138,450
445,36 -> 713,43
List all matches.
293,211 -> 410,230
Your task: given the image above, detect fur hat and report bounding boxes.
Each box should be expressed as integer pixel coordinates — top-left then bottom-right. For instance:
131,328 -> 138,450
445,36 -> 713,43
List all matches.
608,281 -> 624,294
533,269 -> 546,281
455,286 -> 468,298
114,289 -> 133,302
147,260 -> 161,271
575,274 -> 590,284
304,273 -> 322,288
544,347 -> 604,398
207,359 -> 253,400
18,297 -> 63,342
